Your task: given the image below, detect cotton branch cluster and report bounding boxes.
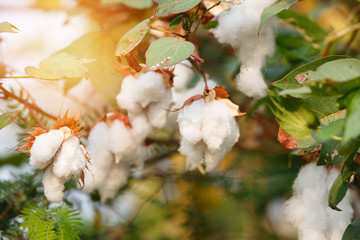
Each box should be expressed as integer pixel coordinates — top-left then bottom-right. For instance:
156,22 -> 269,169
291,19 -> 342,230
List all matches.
83,111 -> 141,202
283,162 -> 353,240
116,70 -> 174,139
177,87 -> 242,171
213,0 -> 278,98
16,113 -> 89,203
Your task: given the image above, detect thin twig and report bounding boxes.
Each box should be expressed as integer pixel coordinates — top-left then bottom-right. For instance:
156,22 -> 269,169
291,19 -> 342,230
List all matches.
150,26 -> 185,38
189,58 -> 209,93
189,1 -> 221,41
0,84 -> 56,121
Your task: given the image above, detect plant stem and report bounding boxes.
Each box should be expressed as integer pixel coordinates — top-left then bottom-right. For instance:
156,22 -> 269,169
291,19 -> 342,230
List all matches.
150,26 -> 185,38
0,84 -> 56,123
189,58 -> 209,93
189,1 -> 221,41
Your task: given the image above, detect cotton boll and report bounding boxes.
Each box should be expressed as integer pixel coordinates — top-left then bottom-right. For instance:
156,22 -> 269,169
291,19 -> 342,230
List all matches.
283,163 -> 354,240
129,113 -> 152,141
147,90 -> 174,128
202,100 -> 233,151
237,67 -> 268,98
177,100 -> 205,145
52,136 -> 86,179
42,167 -> 66,203
204,119 -> 239,171
178,138 -> 205,171
116,75 -> 142,113
173,61 -> 193,92
135,71 -> 166,108
109,120 -> 138,163
99,162 -> 129,202
83,122 -> 113,192
29,129 -> 64,169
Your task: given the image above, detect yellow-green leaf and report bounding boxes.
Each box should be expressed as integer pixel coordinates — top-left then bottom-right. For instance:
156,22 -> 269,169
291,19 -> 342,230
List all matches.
115,19 -> 151,57
25,53 -> 92,81
60,32 -> 126,105
156,0 -> 201,17
0,111 -> 19,130
145,37 -> 195,68
0,22 -> 19,33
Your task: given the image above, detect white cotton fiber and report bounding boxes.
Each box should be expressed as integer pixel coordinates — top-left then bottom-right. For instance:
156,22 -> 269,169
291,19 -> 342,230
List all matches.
177,98 -> 240,171
42,167 -> 66,203
173,61 -> 194,92
147,89 -> 174,128
135,71 -> 166,108
110,120 -> 138,163
99,162 -> 129,202
116,71 -> 174,134
237,67 -> 268,98
178,138 -> 204,171
283,163 -> 354,240
30,129 -> 64,169
213,0 -> 278,98
177,100 -> 205,145
83,122 -> 113,192
202,100 -> 233,151
116,75 -> 142,113
129,113 -> 153,141
52,136 -> 86,179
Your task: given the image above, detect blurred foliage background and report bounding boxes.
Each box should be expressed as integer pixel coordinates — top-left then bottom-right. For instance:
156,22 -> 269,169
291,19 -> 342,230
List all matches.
0,0 -> 360,239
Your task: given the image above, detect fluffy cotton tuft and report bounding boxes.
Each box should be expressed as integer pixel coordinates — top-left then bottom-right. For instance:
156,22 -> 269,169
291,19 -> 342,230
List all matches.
237,67 -> 268,98
283,162 -> 353,240
213,0 -> 278,98
99,162 -> 129,202
177,99 -> 240,171
116,71 -> 174,134
30,129 -> 64,169
83,116 -> 143,202
52,136 -> 87,179
42,166 -> 66,203
29,127 -> 88,203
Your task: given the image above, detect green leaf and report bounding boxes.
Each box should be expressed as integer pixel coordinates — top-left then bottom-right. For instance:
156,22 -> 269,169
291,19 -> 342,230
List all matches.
0,22 -> 19,33
101,0 -> 153,9
328,172 -> 352,211
317,139 -> 344,166
342,89 -> 360,145
115,19 -> 151,57
203,20 -> 219,29
169,15 -> 183,30
0,111 -> 19,130
342,216 -> 360,240
259,0 -> 298,33
269,96 -> 319,139
156,0 -> 201,17
273,55 -> 350,90
302,58 -> 360,83
278,10 -> 327,43
315,118 -> 345,143
145,37 -> 195,68
25,53 -> 92,81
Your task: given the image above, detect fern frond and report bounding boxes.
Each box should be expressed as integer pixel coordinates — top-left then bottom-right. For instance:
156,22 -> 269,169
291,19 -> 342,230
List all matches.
20,205 -> 82,240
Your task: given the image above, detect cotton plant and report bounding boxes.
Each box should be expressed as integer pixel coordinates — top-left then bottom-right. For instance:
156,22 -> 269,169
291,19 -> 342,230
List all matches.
177,86 -> 244,171
116,69 -> 175,140
213,0 -> 278,98
83,111 -> 144,202
15,112 -> 89,203
283,162 -> 353,240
